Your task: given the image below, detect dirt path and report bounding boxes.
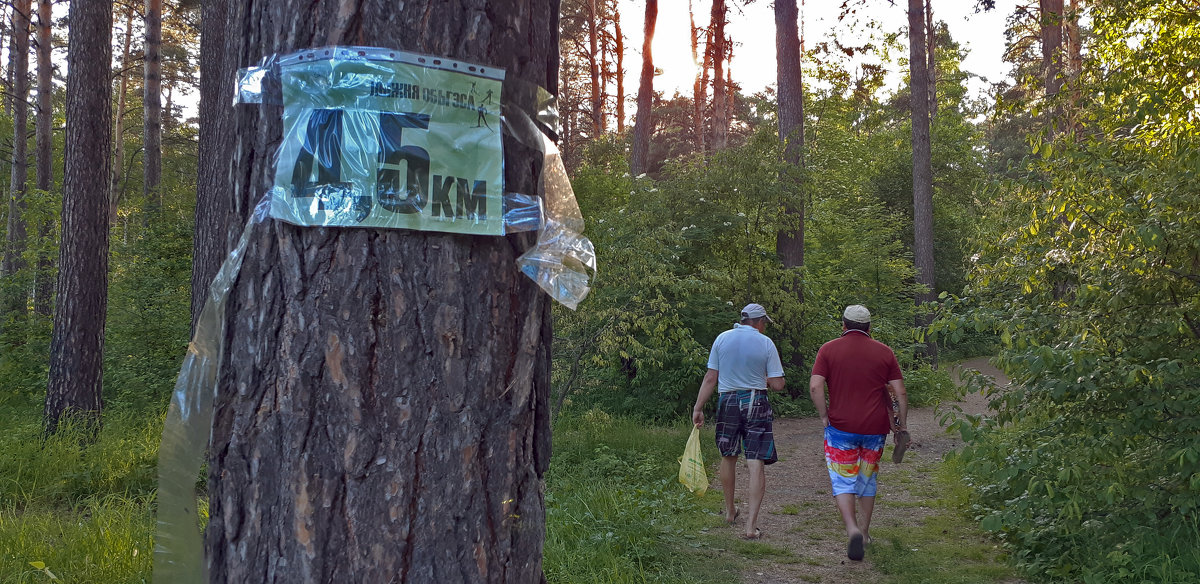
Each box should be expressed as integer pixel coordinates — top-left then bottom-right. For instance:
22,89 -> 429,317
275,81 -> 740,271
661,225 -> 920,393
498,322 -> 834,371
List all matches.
715,358 -> 1010,583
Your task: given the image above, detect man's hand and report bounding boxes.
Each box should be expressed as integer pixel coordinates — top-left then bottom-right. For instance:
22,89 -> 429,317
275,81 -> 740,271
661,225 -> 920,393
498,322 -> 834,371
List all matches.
692,407 -> 705,428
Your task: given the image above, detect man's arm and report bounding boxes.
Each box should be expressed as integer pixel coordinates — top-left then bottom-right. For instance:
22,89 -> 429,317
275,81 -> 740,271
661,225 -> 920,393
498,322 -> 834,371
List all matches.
809,374 -> 829,428
767,376 -> 785,393
692,369 -> 719,427
887,378 -> 908,432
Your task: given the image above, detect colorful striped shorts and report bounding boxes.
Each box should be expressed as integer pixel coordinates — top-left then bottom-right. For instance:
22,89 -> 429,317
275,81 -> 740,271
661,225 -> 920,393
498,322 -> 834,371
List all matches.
824,425 -> 886,497
715,390 -> 777,464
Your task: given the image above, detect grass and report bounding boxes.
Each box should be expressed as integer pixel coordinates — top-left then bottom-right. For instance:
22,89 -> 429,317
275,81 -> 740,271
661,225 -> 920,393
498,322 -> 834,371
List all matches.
0,394 -> 160,584
867,458 -> 1022,584
544,409 -> 741,583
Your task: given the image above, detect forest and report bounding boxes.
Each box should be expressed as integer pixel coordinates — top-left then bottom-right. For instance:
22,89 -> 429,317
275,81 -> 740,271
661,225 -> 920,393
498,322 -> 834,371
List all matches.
0,0 -> 1197,582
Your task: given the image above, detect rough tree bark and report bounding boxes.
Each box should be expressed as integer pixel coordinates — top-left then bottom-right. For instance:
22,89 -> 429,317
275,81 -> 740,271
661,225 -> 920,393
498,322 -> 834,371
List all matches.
143,0 -> 163,206
909,0 -> 937,364
775,0 -> 804,269
709,0 -> 727,150
32,0 -> 52,317
3,0 -> 31,316
203,1 -> 557,581
630,0 -> 657,176
190,0 -> 238,332
45,0 -> 111,433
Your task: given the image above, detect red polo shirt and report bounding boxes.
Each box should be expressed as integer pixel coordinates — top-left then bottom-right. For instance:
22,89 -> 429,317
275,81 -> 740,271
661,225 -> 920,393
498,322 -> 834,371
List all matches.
811,330 -> 903,435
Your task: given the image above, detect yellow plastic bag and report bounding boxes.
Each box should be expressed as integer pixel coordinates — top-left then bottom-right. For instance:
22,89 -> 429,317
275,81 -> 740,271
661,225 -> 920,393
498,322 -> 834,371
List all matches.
678,426 -> 708,496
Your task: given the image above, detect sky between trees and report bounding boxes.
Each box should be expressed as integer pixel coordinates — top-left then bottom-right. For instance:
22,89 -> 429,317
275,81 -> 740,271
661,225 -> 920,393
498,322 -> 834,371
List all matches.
618,0 -> 1016,101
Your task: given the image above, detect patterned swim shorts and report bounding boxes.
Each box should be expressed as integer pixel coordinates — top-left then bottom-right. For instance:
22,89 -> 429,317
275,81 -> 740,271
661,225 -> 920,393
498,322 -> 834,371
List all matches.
715,390 -> 777,464
824,425 -> 886,497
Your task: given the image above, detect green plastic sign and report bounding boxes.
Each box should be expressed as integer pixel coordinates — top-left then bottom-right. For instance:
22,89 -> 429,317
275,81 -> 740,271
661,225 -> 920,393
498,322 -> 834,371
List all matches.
269,47 -> 506,235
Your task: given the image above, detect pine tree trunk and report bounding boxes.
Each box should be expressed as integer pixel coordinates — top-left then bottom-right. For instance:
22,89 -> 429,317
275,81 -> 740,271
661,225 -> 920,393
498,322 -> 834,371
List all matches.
32,0 -> 52,317
630,0 -> 657,176
775,0 -> 804,269
709,0 -> 727,150
3,0 -> 31,316
143,0 -> 162,207
587,0 -> 602,136
110,6 -> 134,223
925,0 -> 937,118
203,1 -> 557,581
909,0 -> 937,364
190,0 -> 237,332
614,6 -> 624,134
689,0 -> 706,155
44,0 -> 111,434
1040,0 -> 1064,102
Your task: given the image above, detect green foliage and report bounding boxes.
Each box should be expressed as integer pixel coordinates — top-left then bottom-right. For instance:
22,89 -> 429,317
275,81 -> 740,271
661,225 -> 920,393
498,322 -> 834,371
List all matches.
945,4 -> 1200,581
105,206 -> 195,410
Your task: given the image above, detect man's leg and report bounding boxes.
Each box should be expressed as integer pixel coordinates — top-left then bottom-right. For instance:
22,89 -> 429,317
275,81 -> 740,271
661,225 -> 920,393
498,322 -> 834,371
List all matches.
744,459 -> 766,537
834,493 -> 861,537
855,434 -> 885,543
721,455 -> 739,521
858,495 -> 876,541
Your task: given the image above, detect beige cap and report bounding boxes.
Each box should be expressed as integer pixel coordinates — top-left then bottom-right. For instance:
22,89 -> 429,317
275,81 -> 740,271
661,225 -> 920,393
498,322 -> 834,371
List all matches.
843,305 -> 871,323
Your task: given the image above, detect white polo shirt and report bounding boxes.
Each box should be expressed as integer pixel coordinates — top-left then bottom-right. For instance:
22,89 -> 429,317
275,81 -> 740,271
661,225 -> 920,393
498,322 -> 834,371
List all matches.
707,324 -> 785,392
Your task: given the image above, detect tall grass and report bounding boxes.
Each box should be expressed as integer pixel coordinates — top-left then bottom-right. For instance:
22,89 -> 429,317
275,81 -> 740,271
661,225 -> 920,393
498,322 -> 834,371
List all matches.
544,409 -> 739,583
0,395 -> 160,583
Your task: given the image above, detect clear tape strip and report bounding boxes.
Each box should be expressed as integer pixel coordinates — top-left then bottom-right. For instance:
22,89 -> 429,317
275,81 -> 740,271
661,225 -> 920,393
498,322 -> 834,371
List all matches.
153,198 -> 269,583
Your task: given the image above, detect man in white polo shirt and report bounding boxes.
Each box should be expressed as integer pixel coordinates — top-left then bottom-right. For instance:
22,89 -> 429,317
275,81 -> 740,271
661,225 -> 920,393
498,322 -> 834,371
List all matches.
692,303 -> 786,540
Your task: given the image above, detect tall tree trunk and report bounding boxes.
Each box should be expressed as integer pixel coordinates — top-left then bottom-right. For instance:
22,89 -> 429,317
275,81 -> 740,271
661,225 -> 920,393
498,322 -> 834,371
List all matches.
45,0 -> 112,434
32,0 -> 52,317
908,0 -> 937,365
925,0 -> 937,118
724,61 -> 734,132
1040,0 -> 1064,103
110,6 -> 134,223
775,0 -> 804,269
143,0 -> 162,207
190,0 -> 237,332
587,0 -> 602,136
709,0 -> 727,150
3,0 -> 32,317
614,5 -> 624,134
1065,0 -> 1082,130
630,0 -> 657,176
201,1 -> 557,581
689,0 -> 706,155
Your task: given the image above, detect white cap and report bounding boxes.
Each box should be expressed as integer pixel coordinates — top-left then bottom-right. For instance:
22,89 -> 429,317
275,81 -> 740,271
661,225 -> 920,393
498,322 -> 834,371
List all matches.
741,303 -> 773,323
843,305 -> 871,324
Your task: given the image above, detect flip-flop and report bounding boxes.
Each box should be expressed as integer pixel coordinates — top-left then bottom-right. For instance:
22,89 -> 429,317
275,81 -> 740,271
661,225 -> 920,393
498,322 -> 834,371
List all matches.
725,508 -> 740,524
892,430 -> 911,463
740,528 -> 763,540
848,533 -> 865,561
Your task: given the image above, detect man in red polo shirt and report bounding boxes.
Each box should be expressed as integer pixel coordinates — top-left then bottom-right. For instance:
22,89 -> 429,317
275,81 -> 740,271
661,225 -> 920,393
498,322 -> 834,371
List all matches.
808,305 -> 908,561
